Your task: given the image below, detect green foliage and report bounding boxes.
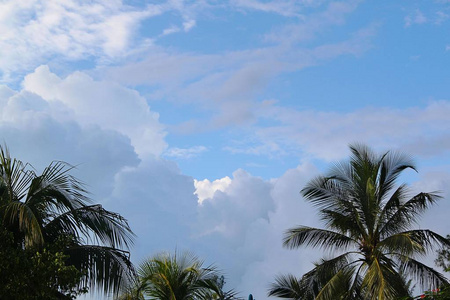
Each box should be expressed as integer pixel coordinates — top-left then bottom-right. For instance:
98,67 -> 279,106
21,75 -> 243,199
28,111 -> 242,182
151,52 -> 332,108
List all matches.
0,229 -> 86,299
117,251 -> 240,300
400,285 -> 450,299
0,145 -> 135,296
436,235 -> 450,273
407,237 -> 450,300
269,144 -> 450,300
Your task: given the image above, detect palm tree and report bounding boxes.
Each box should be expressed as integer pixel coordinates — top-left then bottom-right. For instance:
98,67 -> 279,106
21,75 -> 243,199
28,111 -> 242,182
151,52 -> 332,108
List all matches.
117,251 -> 239,300
0,145 -> 135,295
269,144 -> 450,300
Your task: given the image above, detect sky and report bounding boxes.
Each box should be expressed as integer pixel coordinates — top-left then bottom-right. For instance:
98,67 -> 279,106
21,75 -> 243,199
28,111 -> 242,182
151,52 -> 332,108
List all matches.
1,0 -> 450,299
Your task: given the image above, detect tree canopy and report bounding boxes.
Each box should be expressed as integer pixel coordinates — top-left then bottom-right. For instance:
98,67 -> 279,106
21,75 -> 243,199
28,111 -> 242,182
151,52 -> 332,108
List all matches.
0,145 -> 135,297
117,251 -> 240,300
269,144 -> 450,300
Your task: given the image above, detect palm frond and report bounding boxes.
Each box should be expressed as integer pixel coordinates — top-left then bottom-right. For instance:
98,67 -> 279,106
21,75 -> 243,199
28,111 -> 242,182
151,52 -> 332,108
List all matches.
301,176 -> 349,212
376,184 -> 410,236
283,226 -> 357,251
26,161 -> 89,208
0,145 -> 35,202
45,204 -> 135,249
3,200 -> 44,246
379,192 -> 442,237
397,255 -> 449,291
65,245 -> 135,296
272,144 -> 443,300
378,232 -> 427,257
362,257 -> 410,300
377,150 -> 415,203
268,274 -> 304,300
132,251 -> 230,300
319,209 -> 363,240
315,268 -> 355,300
296,252 -> 355,299
380,230 -> 450,257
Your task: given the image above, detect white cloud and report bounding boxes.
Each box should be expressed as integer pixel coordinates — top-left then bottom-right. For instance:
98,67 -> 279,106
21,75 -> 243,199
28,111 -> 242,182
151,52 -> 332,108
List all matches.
161,25 -> 181,36
0,0 -> 167,79
413,170 -> 450,237
2,74 -> 449,300
189,159 -> 450,299
221,100 -> 450,161
192,163 -> 323,299
101,31 -> 374,131
0,84 -> 140,197
231,0 -> 304,17
106,157 -> 200,260
22,65 -> 167,158
404,9 -> 427,27
182,19 -> 196,31
435,11 -> 449,24
194,176 -> 232,203
0,73 -> 318,300
99,2 -> 373,133
264,0 -> 361,44
165,145 -> 208,159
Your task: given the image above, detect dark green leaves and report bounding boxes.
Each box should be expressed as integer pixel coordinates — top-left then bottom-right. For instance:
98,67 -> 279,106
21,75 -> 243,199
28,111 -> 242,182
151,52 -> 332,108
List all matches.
0,145 -> 135,296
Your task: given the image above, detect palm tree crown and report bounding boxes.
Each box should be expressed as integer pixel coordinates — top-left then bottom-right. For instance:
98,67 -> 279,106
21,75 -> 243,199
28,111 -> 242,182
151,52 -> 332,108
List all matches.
0,145 -> 135,295
269,144 -> 450,300
117,251 -> 239,300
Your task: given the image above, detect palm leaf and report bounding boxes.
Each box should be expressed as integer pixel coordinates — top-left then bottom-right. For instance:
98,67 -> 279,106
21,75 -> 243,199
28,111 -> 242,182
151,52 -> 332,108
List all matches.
268,274 -> 304,299
397,255 -> 449,291
45,204 -> 135,249
283,226 -> 357,251
362,257 -> 409,300
379,193 -> 441,238
315,268 -> 355,300
65,245 -> 135,295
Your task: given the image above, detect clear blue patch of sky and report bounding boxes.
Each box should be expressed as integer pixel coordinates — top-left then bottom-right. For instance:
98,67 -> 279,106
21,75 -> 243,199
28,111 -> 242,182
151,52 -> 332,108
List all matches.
264,25 -> 449,112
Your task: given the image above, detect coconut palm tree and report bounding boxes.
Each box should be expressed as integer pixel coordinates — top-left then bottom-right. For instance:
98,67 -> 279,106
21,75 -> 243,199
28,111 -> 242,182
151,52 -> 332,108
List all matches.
269,144 -> 450,300
0,145 -> 135,295
117,251 -> 239,300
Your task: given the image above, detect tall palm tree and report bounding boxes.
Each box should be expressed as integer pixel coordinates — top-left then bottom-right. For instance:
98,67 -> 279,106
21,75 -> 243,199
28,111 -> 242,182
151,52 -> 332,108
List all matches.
117,251 -> 239,300
269,144 -> 450,300
0,145 -> 135,295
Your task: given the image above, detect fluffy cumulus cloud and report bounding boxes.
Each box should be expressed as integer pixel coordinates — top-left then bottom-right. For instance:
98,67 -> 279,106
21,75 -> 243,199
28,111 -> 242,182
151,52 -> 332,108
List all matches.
103,161 -> 326,299
105,158 -> 200,260
189,159 -> 450,298
0,64 -> 167,196
191,165 -> 323,298
3,66 -> 447,299
0,64 -> 328,300
194,176 -> 232,203
0,83 -> 140,197
22,65 -> 167,158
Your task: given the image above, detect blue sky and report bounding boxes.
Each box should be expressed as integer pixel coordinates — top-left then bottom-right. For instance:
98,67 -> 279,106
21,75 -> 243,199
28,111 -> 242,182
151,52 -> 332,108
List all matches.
1,0 -> 450,299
